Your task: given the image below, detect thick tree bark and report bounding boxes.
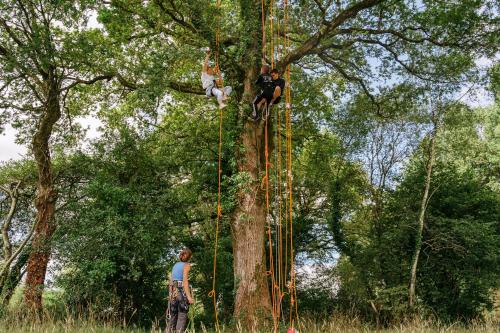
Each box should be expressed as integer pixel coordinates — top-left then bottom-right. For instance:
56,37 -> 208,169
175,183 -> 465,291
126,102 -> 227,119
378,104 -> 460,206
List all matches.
24,75 -> 61,311
408,119 -> 437,308
232,118 -> 273,328
230,1 -> 273,326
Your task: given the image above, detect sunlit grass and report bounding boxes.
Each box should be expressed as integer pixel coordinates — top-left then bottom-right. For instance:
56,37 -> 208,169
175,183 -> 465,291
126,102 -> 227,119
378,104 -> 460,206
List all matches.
1,288 -> 498,333
0,313 -> 498,333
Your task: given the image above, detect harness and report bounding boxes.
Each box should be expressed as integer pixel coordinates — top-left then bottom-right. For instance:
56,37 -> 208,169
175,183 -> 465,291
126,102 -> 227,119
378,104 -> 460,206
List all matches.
165,280 -> 191,333
205,80 -> 219,98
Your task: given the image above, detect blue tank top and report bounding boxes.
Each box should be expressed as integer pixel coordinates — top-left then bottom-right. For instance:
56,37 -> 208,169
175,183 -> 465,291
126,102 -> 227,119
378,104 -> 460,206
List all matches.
172,262 -> 186,281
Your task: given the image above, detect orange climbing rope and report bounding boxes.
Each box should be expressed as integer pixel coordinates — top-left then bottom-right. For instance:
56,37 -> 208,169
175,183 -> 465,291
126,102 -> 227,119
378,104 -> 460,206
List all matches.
209,0 -> 298,330
262,0 -> 299,331
270,0 -> 275,69
274,5 -> 286,324
261,0 -> 266,60
210,0 -> 223,332
261,0 -> 279,332
283,0 -> 299,328
214,0 -> 221,74
265,113 -> 279,332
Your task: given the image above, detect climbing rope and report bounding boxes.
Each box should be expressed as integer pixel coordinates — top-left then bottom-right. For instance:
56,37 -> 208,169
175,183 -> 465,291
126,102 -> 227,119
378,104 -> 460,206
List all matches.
261,0 -> 266,61
283,0 -> 299,329
262,0 -> 299,331
210,0 -> 223,331
270,0 -> 275,68
265,113 -> 278,331
209,0 -> 298,330
262,0 -> 279,330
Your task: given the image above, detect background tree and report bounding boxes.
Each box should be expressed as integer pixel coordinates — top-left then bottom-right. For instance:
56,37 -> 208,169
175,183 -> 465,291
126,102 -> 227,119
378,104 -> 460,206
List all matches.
0,0 -> 123,310
0,160 -> 36,309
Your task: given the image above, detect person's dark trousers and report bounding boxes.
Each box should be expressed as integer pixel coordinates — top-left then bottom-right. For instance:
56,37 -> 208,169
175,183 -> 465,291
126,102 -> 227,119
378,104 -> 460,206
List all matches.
252,93 -> 273,120
168,286 -> 189,333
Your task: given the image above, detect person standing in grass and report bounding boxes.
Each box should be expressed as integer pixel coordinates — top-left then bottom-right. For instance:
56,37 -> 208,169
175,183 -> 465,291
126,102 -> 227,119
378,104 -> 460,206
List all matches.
167,248 -> 194,333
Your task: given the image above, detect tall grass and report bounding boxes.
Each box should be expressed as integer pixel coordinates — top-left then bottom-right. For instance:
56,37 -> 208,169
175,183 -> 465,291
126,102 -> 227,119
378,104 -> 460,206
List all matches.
294,314 -> 500,333
0,311 -> 498,333
2,288 -> 498,333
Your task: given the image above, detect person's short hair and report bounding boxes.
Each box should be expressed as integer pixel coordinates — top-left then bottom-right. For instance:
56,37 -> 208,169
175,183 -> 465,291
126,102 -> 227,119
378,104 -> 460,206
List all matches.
262,65 -> 270,73
271,68 -> 280,74
179,248 -> 192,262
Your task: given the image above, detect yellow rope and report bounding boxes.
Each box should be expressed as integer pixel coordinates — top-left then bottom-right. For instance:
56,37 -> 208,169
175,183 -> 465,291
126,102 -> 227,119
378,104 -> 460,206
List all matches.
283,0 -> 299,330
210,1 -> 223,331
270,0 -> 275,68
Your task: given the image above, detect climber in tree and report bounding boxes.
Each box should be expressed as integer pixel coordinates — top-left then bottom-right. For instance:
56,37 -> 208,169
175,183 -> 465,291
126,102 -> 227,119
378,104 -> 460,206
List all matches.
251,64 -> 274,121
201,50 -> 232,109
252,66 -> 285,120
268,68 -> 285,110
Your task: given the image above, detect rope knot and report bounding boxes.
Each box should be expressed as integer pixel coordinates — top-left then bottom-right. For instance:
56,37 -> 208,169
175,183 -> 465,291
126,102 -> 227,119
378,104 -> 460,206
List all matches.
265,270 -> 273,276
261,175 -> 268,189
208,289 -> 216,297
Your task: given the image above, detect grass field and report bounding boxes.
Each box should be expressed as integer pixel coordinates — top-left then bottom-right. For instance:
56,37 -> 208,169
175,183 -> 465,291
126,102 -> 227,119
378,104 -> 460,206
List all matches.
1,288 -> 498,332
0,315 -> 498,333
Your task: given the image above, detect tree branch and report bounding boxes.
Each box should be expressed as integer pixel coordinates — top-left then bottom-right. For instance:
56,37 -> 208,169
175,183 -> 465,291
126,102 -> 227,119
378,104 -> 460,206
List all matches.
312,0 -> 328,16
61,70 -> 205,95
354,38 -> 450,83
154,0 -> 198,35
336,27 -> 459,47
0,182 -> 20,263
0,75 -> 22,94
60,74 -> 114,92
278,0 -> 382,70
166,81 -> 205,95
0,218 -> 35,281
318,52 -> 381,115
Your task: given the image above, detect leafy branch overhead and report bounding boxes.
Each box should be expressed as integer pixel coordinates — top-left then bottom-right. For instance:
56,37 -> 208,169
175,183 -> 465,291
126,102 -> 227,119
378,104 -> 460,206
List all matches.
94,0 -> 498,107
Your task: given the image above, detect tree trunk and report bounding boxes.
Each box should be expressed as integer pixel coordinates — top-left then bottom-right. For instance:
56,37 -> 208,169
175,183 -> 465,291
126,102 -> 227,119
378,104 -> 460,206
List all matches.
232,119 -> 273,329
408,119 -> 437,308
229,1 -> 273,329
0,182 -> 34,298
0,182 -> 19,290
24,76 -> 61,311
1,245 -> 30,307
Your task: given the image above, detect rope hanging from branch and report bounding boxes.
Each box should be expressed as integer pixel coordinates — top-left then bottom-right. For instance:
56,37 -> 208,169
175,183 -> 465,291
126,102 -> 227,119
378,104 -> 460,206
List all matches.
210,1 -> 223,332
